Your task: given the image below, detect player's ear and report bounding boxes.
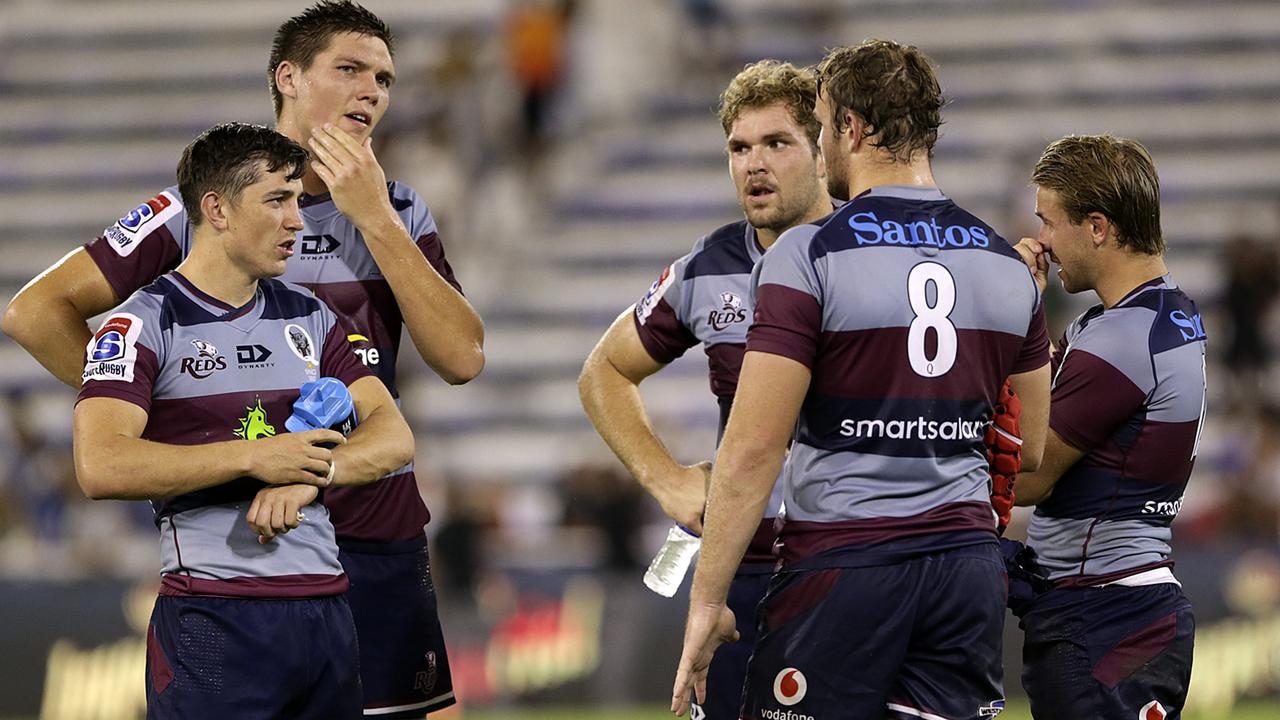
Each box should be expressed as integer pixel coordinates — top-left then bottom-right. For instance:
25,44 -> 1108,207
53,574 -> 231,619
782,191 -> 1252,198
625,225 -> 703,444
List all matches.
1085,212 -> 1110,248
201,191 -> 231,231
275,60 -> 301,105
843,110 -> 866,152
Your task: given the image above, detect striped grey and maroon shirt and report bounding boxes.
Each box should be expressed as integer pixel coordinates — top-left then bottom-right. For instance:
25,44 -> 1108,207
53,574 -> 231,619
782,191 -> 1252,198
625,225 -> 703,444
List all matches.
748,185 -> 1049,567
1029,276 -> 1206,586
78,273 -> 372,598
632,219 -> 789,566
85,182 -> 460,543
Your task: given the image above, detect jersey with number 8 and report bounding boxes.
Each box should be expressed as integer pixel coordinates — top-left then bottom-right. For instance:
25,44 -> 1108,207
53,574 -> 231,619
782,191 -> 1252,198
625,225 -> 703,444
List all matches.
748,185 -> 1048,565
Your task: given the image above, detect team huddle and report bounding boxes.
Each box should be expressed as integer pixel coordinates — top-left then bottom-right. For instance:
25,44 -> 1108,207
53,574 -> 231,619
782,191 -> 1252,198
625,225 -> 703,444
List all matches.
0,2 -> 1204,720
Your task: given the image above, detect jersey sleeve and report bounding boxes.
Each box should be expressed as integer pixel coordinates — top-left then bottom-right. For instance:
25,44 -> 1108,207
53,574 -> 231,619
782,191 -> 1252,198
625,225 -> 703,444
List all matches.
1049,319 -> 1151,452
77,295 -> 166,413
319,307 -> 375,387
394,182 -> 463,294
1012,303 -> 1051,373
83,189 -> 186,302
746,225 -> 823,368
632,252 -> 698,364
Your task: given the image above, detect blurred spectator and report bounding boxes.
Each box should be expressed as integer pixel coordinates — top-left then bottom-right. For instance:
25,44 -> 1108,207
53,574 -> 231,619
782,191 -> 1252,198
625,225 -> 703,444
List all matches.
505,0 -> 575,160
1211,404 -> 1280,543
561,465 -> 646,571
1222,234 -> 1280,408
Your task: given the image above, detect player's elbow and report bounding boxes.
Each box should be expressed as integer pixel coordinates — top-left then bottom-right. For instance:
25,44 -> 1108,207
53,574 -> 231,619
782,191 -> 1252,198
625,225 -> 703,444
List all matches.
74,449 -> 119,500
1020,435 -> 1046,474
2,292 -> 38,347
435,344 -> 484,385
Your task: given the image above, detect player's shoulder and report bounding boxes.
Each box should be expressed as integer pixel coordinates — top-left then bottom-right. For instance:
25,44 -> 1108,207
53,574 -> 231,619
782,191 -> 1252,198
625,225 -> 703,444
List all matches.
681,219 -> 755,279
1073,277 -> 1203,366
101,186 -> 188,258
385,180 -> 427,215
259,278 -> 326,319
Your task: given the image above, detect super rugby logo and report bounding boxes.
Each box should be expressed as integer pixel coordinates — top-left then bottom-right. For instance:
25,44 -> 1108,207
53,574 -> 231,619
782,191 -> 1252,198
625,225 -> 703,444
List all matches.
773,668 -> 807,707
83,313 -> 144,384
708,290 -> 748,331
106,191 -> 182,257
636,264 -> 675,325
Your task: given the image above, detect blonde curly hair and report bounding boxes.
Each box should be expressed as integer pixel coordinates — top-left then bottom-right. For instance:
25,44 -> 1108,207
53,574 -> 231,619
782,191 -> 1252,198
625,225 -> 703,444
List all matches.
718,60 -> 820,153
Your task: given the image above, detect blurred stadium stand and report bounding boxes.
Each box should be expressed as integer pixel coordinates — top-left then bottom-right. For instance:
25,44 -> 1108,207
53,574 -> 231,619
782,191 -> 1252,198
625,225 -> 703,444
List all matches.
1,0 -> 1279,717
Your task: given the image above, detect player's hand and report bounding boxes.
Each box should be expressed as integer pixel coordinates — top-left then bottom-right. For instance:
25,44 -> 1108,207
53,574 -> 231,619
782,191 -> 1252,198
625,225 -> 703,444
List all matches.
655,462 -> 712,535
246,429 -> 346,487
307,123 -> 397,231
1014,237 -> 1050,295
247,483 -> 319,544
671,602 -> 738,716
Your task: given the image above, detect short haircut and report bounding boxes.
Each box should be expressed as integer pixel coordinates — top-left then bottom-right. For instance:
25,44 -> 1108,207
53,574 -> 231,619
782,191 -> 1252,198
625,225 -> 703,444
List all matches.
718,60 -> 821,153
815,39 -> 945,162
1032,134 -> 1165,255
177,122 -> 308,226
268,0 -> 395,116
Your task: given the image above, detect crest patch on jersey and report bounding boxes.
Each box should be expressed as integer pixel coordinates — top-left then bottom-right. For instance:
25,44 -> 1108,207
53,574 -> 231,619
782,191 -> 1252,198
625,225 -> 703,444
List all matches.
636,264 -> 676,325
106,191 -> 182,257
83,313 -> 144,383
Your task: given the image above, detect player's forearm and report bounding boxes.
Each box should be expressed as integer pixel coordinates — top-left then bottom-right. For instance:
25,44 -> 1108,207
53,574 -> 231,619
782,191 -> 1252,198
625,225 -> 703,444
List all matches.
329,403 -> 415,486
578,355 -> 682,496
74,435 -> 253,500
3,290 -> 94,388
1014,470 -> 1054,507
361,218 -> 485,384
689,440 -> 783,605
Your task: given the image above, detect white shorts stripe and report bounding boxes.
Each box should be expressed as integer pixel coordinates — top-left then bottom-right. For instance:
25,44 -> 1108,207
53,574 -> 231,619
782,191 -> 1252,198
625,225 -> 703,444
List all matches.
364,691 -> 455,716
886,702 -> 952,720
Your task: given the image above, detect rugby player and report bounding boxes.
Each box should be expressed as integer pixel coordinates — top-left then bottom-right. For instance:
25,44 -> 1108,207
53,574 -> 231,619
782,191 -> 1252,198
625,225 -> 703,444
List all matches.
579,60 -> 832,720
3,2 -> 481,716
75,122 -> 414,718
671,40 -> 1053,719
1012,135 -> 1204,720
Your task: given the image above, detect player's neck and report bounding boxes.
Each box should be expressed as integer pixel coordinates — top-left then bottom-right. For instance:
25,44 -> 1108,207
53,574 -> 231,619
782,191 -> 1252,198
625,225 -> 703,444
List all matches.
1096,254 -> 1169,309
301,167 -> 329,196
176,244 -> 259,308
846,154 -> 936,200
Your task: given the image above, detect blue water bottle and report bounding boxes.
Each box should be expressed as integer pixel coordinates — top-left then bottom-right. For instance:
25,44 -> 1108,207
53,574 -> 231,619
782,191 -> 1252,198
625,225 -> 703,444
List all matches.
286,377 -> 357,446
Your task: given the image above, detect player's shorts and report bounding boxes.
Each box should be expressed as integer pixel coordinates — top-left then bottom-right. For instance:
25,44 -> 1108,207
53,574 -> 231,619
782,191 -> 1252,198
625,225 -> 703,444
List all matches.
742,542 -> 1006,720
1020,582 -> 1195,720
145,593 -> 361,720
690,565 -> 773,720
339,536 -> 456,718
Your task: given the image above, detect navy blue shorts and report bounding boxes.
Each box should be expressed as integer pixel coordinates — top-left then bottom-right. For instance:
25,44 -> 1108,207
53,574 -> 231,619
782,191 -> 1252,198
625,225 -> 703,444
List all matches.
145,594 -> 361,719
742,543 -> 1007,720
1021,582 -> 1195,720
339,536 -> 455,718
690,567 -> 772,720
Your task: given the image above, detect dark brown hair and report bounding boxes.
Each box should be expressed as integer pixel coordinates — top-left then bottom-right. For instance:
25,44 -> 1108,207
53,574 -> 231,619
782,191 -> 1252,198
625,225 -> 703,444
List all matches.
1032,134 -> 1164,255
815,40 -> 944,162
718,60 -> 821,153
178,123 -> 308,226
268,1 -> 394,116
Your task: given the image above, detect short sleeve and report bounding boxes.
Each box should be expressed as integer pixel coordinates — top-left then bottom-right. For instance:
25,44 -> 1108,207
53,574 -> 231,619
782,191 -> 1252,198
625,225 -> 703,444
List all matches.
632,256 -> 698,364
319,310 -> 375,387
395,182 -> 464,294
1013,303 -> 1051,373
746,225 -> 823,368
77,305 -> 164,413
84,189 -> 186,302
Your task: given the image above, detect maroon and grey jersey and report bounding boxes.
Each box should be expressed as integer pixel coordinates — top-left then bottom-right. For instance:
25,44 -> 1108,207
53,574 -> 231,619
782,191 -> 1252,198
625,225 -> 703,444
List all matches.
748,186 -> 1049,567
632,220 -> 784,565
1029,276 -> 1207,586
84,182 -> 461,543
78,273 -> 372,599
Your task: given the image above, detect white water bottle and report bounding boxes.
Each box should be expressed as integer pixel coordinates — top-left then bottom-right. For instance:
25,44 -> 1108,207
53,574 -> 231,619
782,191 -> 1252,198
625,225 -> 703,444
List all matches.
643,524 -> 701,597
